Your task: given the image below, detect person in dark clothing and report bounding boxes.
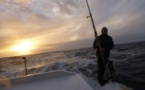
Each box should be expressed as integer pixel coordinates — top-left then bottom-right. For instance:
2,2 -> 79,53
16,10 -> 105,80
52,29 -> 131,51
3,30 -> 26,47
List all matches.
93,27 -> 115,86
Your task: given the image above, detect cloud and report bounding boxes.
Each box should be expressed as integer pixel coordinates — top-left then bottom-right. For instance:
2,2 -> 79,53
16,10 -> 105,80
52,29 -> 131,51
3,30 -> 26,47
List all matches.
34,38 -> 94,53
0,0 -> 145,57
112,14 -> 145,44
12,0 -> 33,4
85,0 -> 145,43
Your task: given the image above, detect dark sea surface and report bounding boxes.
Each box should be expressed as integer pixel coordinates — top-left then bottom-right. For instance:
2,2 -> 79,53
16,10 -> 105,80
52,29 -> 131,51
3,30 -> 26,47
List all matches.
0,41 -> 145,90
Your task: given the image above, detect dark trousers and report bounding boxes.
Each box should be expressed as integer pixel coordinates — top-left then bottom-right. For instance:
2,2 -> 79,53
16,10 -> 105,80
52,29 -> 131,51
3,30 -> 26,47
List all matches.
97,56 -> 114,84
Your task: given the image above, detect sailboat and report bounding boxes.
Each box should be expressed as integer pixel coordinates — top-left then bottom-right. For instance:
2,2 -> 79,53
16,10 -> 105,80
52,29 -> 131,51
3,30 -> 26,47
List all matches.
0,0 -> 133,90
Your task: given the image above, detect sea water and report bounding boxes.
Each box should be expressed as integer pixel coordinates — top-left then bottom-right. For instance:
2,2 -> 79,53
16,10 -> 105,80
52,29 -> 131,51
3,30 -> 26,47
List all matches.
0,41 -> 145,90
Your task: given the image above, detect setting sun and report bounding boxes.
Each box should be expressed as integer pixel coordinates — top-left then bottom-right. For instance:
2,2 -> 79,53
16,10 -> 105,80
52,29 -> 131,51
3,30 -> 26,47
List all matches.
10,40 -> 36,54
14,42 -> 32,53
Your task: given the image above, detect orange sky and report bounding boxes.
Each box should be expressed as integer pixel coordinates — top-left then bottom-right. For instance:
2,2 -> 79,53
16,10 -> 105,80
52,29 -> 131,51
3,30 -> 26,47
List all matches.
0,0 -> 145,58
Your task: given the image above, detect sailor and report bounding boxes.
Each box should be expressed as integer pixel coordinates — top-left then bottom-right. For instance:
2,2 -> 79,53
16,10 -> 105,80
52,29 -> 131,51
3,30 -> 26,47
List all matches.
93,27 -> 115,86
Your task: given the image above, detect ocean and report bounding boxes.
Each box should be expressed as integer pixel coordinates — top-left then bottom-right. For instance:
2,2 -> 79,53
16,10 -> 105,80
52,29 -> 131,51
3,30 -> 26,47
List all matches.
0,41 -> 145,90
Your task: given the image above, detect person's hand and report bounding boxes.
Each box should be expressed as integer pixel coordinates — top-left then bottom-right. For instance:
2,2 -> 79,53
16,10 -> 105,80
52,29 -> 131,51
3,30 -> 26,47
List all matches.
100,48 -> 105,51
95,38 -> 100,46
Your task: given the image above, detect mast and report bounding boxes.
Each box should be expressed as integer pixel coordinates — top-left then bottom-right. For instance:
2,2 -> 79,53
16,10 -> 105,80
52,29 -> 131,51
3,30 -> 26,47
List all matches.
85,0 -> 97,38
85,0 -> 115,79
85,0 -> 106,66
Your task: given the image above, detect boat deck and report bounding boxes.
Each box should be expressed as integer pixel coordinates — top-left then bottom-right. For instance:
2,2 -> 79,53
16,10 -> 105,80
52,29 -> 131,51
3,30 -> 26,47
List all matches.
0,71 -> 95,90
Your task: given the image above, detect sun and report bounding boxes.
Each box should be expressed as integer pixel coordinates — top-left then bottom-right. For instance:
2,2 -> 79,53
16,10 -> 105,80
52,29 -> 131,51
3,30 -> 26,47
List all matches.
15,42 -> 32,53
11,40 -> 35,54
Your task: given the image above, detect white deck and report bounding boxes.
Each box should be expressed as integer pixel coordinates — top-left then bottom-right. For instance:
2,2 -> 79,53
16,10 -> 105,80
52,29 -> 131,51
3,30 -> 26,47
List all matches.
0,71 -> 131,90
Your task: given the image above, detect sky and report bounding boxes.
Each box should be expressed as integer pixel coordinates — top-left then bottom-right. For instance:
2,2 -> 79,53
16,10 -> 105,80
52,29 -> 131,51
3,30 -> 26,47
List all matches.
0,0 -> 145,57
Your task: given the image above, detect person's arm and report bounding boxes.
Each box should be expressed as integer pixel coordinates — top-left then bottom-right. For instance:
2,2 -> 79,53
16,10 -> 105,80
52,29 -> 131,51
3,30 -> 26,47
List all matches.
109,37 -> 114,50
93,38 -> 99,49
93,38 -> 97,49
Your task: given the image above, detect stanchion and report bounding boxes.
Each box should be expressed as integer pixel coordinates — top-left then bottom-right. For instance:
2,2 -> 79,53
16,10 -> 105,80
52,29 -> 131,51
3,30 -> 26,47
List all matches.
23,57 -> 28,75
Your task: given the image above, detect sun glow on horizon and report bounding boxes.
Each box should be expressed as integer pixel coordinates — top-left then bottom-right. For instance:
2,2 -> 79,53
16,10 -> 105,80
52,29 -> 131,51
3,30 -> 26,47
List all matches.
10,40 -> 36,54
